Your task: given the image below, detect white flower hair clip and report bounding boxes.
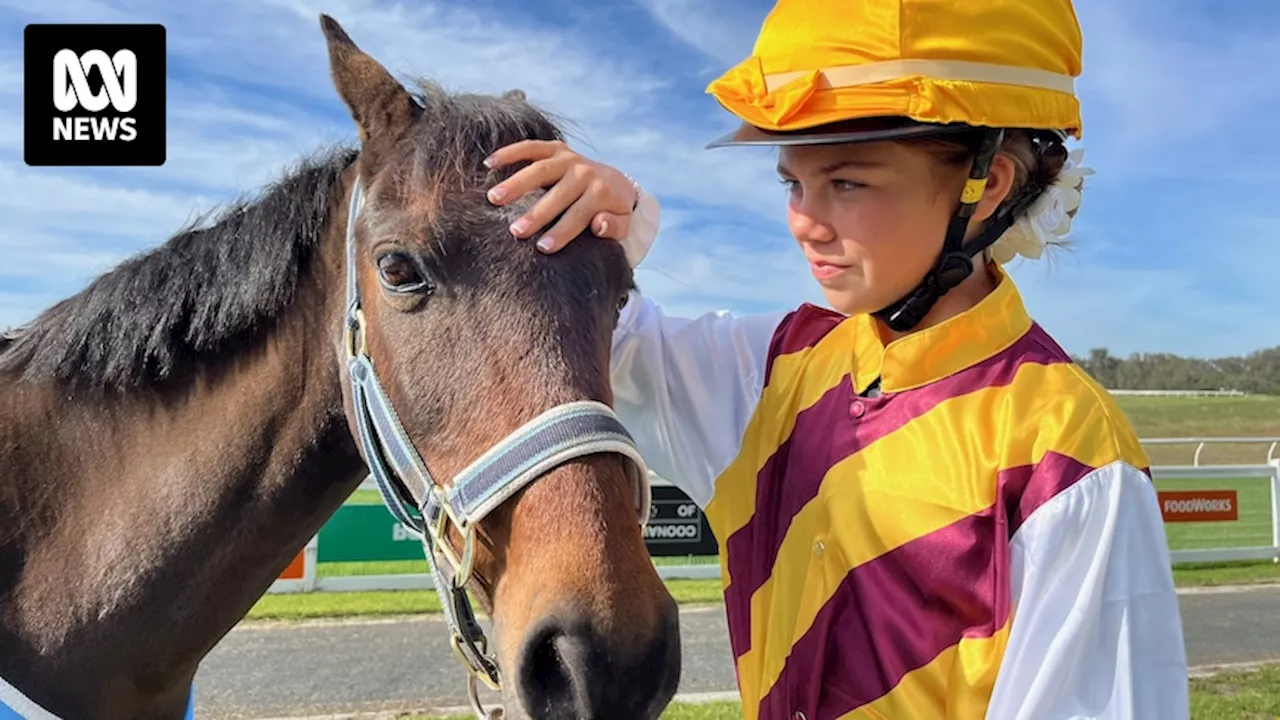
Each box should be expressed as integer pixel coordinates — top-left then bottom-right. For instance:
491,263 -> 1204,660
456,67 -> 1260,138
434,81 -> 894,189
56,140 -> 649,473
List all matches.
989,148 -> 1094,264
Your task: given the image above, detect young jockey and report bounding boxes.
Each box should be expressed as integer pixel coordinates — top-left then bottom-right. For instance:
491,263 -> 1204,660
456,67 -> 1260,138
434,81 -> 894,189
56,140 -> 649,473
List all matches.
485,0 -> 1189,717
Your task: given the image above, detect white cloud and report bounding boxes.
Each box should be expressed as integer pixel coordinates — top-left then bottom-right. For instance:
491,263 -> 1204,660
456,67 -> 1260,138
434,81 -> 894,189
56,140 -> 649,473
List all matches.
635,213 -> 827,316
1010,254 -> 1280,359
1,0 -> 1276,363
0,290 -> 66,331
0,164 -> 214,239
634,0 -> 763,68
1073,0 -> 1280,180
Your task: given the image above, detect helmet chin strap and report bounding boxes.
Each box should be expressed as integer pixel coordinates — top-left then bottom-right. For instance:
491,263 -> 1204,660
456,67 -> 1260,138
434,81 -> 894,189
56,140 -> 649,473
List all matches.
872,128 -> 1023,333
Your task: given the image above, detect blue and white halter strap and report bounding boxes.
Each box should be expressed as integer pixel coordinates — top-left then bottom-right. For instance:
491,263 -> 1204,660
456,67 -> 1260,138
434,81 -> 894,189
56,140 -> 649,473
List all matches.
0,677 -> 194,719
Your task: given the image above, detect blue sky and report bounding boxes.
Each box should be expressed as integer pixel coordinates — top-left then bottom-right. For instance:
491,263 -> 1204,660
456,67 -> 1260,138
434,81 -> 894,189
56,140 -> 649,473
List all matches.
1,0 -> 1277,358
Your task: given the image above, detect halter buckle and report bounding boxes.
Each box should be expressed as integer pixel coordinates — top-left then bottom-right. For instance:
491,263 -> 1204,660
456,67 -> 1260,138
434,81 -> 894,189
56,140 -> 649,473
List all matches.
429,485 -> 477,589
343,307 -> 367,358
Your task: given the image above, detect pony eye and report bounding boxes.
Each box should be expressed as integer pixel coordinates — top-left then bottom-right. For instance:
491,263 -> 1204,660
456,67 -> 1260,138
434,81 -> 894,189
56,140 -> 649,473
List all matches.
377,253 -> 428,292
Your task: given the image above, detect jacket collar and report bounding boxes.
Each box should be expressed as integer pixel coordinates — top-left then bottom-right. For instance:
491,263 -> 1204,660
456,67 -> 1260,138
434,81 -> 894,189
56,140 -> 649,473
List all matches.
848,263 -> 1034,394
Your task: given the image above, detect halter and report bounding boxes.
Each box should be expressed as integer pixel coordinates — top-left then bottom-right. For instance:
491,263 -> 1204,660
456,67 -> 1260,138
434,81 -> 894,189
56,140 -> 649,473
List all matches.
341,175 -> 652,719
0,679 -> 194,720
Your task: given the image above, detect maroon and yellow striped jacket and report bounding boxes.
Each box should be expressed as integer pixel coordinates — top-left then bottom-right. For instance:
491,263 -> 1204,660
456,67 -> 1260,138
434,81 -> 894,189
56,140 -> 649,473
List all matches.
698,272 -> 1152,718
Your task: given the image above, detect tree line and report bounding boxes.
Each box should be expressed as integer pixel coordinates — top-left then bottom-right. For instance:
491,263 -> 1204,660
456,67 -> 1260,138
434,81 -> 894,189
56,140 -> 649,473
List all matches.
1072,346 -> 1280,395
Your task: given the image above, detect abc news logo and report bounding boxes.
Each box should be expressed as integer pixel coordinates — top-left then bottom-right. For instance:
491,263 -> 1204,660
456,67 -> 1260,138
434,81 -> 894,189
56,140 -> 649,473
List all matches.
53,49 -> 140,142
24,24 -> 166,166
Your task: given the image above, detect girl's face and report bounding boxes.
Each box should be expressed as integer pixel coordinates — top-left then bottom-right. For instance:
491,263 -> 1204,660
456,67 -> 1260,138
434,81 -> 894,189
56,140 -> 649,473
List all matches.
778,139 -> 1013,321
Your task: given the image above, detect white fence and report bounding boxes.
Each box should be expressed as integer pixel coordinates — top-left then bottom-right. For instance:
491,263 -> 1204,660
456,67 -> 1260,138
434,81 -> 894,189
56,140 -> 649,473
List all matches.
268,442 -> 1280,594
1142,436 -> 1280,466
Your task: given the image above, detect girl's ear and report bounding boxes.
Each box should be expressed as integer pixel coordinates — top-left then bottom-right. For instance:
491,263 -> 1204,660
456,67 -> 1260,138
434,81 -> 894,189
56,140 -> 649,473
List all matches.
972,152 -> 1017,224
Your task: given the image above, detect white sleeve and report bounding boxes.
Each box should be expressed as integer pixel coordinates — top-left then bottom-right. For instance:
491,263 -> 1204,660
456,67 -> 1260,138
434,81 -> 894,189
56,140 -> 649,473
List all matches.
609,185 -> 787,507
619,184 -> 661,268
610,292 -> 786,509
986,461 -> 1190,719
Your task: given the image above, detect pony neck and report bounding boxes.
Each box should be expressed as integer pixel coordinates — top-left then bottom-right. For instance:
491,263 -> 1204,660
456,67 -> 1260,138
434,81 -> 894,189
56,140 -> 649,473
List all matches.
0,232 -> 365,720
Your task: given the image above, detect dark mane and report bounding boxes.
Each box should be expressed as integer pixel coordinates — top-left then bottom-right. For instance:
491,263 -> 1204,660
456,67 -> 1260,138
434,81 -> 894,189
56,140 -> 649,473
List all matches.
0,145 -> 358,392
0,78 -> 568,394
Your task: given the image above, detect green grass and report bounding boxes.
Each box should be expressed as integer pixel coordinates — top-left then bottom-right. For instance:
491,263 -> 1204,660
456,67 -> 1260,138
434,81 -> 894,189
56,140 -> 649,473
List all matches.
1174,560 -> 1280,587
402,702 -> 743,720
246,578 -> 725,622
1190,664 -> 1280,719
1114,395 -> 1280,466
346,488 -> 385,505
402,664 -> 1280,719
313,555 -> 717,580
249,589 -> 440,621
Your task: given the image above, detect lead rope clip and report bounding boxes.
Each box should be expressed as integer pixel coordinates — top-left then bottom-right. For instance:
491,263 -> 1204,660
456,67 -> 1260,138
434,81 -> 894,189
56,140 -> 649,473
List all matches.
468,674 -> 503,720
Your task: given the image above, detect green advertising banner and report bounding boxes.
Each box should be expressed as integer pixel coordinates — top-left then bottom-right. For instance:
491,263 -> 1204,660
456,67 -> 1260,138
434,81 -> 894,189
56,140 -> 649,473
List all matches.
316,504 -> 426,563
321,483 -> 719,563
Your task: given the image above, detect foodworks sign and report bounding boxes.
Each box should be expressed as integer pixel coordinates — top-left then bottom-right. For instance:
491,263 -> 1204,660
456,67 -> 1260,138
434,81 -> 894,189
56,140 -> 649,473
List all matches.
1157,490 -> 1238,523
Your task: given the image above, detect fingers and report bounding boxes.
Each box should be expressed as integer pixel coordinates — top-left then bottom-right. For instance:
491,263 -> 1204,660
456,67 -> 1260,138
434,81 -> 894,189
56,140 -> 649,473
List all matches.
482,138 -> 634,254
534,208 -> 631,255
534,184 -> 606,253
483,139 -> 562,171
483,139 -> 565,205
534,205 -> 630,254
511,164 -> 591,243
592,212 -> 631,241
487,152 -> 572,207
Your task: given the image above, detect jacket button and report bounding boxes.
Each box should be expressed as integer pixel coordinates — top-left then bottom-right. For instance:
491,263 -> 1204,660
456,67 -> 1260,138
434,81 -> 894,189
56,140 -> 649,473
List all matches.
848,400 -> 865,418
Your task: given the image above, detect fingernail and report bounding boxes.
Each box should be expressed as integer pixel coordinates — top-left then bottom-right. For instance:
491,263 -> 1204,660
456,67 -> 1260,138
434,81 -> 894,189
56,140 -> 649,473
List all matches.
487,186 -> 507,203
510,218 -> 530,236
482,155 -> 495,168
537,236 -> 555,252
598,219 -> 609,236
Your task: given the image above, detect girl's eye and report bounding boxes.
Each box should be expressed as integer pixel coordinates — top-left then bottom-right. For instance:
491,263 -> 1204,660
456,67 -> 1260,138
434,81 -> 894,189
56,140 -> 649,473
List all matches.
832,179 -> 866,192
377,252 -> 430,293
778,178 -> 800,194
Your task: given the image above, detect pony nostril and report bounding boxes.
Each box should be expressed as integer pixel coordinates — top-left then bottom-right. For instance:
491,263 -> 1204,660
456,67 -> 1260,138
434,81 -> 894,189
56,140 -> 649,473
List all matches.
517,619 -> 597,720
515,601 -> 681,720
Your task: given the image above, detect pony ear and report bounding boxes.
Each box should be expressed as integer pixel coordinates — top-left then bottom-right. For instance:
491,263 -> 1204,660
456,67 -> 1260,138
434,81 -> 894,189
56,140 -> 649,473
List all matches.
319,14 -> 420,166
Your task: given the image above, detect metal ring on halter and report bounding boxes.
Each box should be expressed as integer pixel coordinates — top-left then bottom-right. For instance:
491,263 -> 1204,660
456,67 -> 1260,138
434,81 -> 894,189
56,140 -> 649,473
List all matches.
429,485 -> 478,589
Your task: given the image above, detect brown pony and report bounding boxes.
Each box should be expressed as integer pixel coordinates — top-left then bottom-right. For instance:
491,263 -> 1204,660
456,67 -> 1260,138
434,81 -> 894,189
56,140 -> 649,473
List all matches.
0,15 -> 679,720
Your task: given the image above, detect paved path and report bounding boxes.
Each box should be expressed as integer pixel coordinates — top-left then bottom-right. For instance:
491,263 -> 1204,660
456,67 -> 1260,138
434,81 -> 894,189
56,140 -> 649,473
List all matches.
194,586 -> 1280,718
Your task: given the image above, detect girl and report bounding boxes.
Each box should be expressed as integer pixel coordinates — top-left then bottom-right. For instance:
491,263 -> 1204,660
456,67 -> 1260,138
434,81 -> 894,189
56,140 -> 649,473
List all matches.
484,0 -> 1188,717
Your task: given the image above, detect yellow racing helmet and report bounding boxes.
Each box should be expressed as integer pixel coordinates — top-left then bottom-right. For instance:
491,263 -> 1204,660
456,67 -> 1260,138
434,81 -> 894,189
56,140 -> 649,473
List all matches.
705,0 -> 1083,147
704,0 -> 1085,331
